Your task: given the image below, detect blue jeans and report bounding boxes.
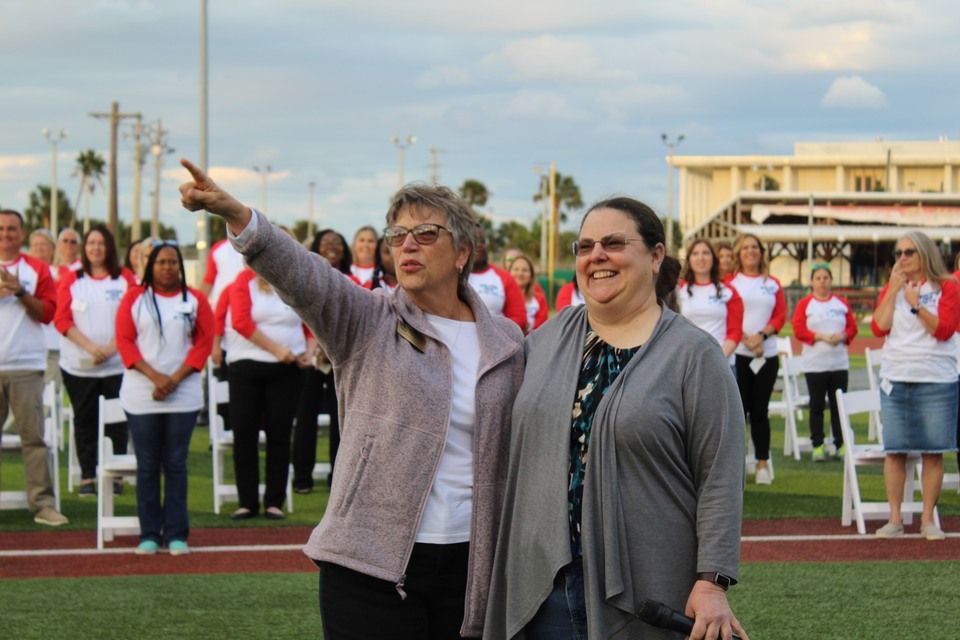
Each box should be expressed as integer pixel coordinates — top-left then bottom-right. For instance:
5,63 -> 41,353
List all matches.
525,559 -> 587,640
126,411 -> 198,544
880,381 -> 959,452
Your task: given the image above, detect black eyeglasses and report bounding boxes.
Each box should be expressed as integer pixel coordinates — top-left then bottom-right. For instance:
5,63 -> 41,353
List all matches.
572,233 -> 645,257
893,248 -> 918,259
383,224 -> 451,247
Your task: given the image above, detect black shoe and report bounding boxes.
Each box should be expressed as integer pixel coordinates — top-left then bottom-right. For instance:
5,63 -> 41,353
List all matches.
264,508 -> 286,520
230,508 -> 256,520
79,482 -> 96,497
113,479 -> 124,495
294,486 -> 312,495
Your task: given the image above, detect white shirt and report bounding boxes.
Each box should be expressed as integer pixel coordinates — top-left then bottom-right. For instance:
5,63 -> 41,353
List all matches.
794,295 -> 853,373
677,281 -> 743,363
56,270 -> 135,377
878,281 -> 960,383
350,263 -> 375,286
416,313 -> 480,544
0,254 -> 54,371
226,273 -> 306,364
729,273 -> 785,359
204,239 -> 246,307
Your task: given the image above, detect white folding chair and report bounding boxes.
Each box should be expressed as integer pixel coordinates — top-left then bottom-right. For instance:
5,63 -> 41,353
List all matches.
835,388 -> 935,534
312,413 -> 332,483
208,372 -> 294,514
0,381 -> 61,512
776,336 -> 795,357
863,347 -> 884,443
781,356 -> 812,460
96,396 -> 139,549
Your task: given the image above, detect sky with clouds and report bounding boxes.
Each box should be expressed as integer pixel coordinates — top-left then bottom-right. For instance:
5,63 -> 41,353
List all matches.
2,0 -> 958,244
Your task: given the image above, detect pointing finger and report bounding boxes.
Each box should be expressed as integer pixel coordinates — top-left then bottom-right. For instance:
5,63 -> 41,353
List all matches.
180,158 -> 208,184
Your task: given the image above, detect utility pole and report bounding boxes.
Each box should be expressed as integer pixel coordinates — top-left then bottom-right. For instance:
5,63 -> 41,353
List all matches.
149,120 -> 173,239
548,161 -> 557,304
307,181 -> 317,239
392,135 -> 416,191
534,165 -> 549,273
90,101 -> 141,237
661,133 -> 684,252
41,128 -> 67,234
429,148 -> 445,184
126,117 -> 145,241
197,0 -> 210,284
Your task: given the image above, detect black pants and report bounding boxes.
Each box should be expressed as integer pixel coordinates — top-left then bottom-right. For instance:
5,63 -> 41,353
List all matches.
292,368 -> 339,490
805,369 -> 848,448
318,542 -> 469,640
227,359 -> 304,511
60,370 -> 127,480
735,354 -> 779,461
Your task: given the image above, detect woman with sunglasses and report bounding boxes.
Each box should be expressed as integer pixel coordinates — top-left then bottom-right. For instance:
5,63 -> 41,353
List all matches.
115,240 -> 213,555
677,238 -> 743,371
870,232 -> 960,540
791,262 -> 858,462
55,225 -> 136,497
485,198 -> 747,640
290,228 -> 360,494
728,233 -> 786,485
180,159 -> 523,639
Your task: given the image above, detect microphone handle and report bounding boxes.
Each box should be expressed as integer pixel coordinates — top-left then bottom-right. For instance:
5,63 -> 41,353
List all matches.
635,599 -> 742,640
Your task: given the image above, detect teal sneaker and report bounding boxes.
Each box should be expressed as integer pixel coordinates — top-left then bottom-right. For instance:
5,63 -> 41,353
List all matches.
136,540 -> 159,556
168,540 -> 190,556
811,445 -> 826,462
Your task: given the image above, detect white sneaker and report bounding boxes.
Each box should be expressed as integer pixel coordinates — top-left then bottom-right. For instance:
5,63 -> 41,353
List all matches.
875,522 -> 904,538
34,506 -> 69,527
920,524 -> 946,540
755,466 -> 773,485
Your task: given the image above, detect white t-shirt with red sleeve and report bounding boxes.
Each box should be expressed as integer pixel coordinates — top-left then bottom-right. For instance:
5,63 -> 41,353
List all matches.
225,269 -> 307,364
350,263 -> 375,286
468,265 -> 528,332
523,289 -> 549,335
792,294 -> 858,373
116,285 -> 214,414
55,268 -> 137,377
728,272 -> 787,359
42,265 -> 61,351
677,279 -> 744,361
871,279 -> 960,383
0,253 -> 57,371
202,239 -> 246,307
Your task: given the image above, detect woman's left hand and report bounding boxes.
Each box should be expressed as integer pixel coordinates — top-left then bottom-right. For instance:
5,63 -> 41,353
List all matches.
685,581 -> 750,640
151,374 -> 178,401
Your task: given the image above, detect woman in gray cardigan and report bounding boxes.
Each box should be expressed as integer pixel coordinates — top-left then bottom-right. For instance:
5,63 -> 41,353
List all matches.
484,197 -> 749,640
179,160 -> 524,639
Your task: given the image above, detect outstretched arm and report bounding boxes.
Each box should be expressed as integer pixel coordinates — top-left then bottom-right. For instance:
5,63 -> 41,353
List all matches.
179,158 -> 252,234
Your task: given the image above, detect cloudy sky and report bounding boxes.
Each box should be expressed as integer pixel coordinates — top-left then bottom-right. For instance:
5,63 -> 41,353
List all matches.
2,0 -> 958,244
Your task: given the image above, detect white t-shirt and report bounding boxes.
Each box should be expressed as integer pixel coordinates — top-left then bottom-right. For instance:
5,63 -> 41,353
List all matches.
0,254 -> 55,372
56,270 -> 135,377
350,263 -> 375,286
415,313 -> 480,544
729,273 -> 785,359
793,295 -> 853,373
203,239 -> 246,307
226,272 -> 306,364
677,280 -> 743,363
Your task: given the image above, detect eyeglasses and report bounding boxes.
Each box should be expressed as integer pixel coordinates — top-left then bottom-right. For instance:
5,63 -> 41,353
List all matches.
383,224 -> 451,247
572,233 -> 645,257
810,262 -> 832,273
60,238 -> 79,245
893,248 -> 918,259
151,239 -> 178,247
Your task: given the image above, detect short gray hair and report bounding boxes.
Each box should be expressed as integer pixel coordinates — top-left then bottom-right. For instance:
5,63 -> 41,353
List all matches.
385,183 -> 478,287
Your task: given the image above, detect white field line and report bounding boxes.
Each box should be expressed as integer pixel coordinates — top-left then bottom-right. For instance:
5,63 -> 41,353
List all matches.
0,543 -> 304,558
743,533 -> 960,542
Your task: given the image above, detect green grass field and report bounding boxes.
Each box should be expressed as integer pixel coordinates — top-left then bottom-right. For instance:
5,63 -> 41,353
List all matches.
2,375 -> 959,639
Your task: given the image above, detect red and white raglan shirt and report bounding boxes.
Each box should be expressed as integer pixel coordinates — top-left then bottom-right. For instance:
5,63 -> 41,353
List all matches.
468,265 -> 528,332
792,294 -> 858,373
0,254 -> 57,372
115,285 -> 213,414
225,269 -> 307,364
676,279 -> 744,363
728,272 -> 787,359
871,279 -> 960,383
57,260 -> 82,282
202,239 -> 247,307
955,270 -> 960,376
42,265 -> 61,352
350,263 -> 375,287
213,281 -> 238,356
54,267 -> 137,378
523,288 -> 549,335
555,281 -> 585,310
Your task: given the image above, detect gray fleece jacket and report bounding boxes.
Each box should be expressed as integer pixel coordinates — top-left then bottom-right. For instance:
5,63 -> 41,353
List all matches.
484,304 -> 745,639
232,212 -> 524,637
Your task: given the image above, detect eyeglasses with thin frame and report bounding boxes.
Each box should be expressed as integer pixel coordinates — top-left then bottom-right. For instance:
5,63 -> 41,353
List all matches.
383,224 -> 451,247
893,248 -> 918,259
572,233 -> 645,257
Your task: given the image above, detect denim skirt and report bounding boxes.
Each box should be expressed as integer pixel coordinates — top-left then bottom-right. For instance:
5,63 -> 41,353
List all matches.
880,380 -> 959,452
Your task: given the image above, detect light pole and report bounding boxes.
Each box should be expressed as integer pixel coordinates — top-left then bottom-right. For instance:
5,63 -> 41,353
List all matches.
392,135 -> 416,191
534,165 -> 549,273
253,165 -> 271,212
196,0 -> 210,284
149,119 -> 173,239
661,133 -> 684,251
42,128 -> 67,234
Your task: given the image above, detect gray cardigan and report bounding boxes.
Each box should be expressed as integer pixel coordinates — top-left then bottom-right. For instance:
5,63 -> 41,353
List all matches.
233,212 -> 525,637
484,304 -> 745,639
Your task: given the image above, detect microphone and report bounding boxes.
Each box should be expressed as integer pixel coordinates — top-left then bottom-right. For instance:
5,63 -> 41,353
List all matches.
636,599 -> 741,640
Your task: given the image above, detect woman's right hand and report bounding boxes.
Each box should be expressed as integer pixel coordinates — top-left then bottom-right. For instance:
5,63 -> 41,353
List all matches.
888,263 -> 906,293
179,159 -> 252,229
151,373 -> 178,401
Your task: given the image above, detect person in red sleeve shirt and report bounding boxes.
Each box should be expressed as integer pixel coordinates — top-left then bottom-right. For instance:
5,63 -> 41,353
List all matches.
55,225 -> 137,497
870,232 -> 959,541
508,253 -> 547,334
55,227 -> 82,279
0,209 -> 67,526
728,233 -> 787,485
468,224 -> 527,332
225,268 -> 309,520
792,262 -> 858,462
115,241 -> 213,555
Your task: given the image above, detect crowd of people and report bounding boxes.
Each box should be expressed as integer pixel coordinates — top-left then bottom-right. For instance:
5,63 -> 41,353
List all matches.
2,161 -> 959,636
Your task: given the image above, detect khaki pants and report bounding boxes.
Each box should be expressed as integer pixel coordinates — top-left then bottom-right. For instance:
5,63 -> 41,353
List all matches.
0,370 -> 55,512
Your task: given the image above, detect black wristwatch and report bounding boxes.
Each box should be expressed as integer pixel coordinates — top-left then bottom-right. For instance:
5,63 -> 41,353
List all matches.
759,331 -> 770,340
14,286 -> 26,298
696,572 -> 736,591
910,304 -> 921,315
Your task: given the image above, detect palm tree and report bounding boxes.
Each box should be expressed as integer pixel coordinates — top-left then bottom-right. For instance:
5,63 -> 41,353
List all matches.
533,171 -> 583,223
458,179 -> 490,208
72,149 -> 106,233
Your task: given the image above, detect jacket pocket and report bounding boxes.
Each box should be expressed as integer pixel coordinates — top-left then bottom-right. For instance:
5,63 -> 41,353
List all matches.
336,433 -> 374,518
